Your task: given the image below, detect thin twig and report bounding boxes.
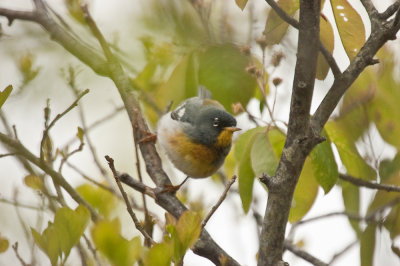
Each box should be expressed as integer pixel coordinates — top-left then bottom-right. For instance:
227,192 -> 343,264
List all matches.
66,67 -> 109,179
62,104 -> 124,148
81,5 -> 114,62
284,241 -> 328,266
0,132 -> 99,221
12,242 -> 30,266
83,234 -> 102,266
265,0 -> 299,28
66,161 -> 116,194
0,198 -> 42,211
39,89 -> 89,160
105,155 -> 156,245
339,173 -> 400,192
293,196 -> 400,231
58,142 -> 84,173
329,240 -> 358,264
0,152 -> 17,158
201,175 -> 237,228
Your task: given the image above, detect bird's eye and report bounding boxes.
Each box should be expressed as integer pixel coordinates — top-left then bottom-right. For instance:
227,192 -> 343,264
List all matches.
213,117 -> 220,127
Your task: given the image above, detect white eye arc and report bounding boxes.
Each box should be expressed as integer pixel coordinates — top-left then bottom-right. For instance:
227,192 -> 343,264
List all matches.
213,117 -> 220,127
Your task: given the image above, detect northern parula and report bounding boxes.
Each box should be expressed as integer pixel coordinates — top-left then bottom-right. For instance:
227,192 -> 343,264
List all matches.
157,88 -> 240,179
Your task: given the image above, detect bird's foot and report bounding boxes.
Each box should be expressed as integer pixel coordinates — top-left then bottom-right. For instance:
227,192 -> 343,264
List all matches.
138,131 -> 157,143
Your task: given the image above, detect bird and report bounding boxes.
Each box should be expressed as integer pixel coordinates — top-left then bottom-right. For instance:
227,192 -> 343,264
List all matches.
157,87 -> 240,189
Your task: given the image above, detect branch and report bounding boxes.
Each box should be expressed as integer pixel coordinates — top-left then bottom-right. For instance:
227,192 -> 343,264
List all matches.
0,3 -> 109,75
264,0 -> 341,77
105,155 -> 156,245
119,173 -> 240,266
40,89 -> 89,160
202,175 -> 237,228
360,0 -> 379,19
0,132 -> 99,221
311,1 -> 400,133
265,0 -> 299,28
284,241 -> 328,266
118,173 -> 156,199
293,196 -> 400,228
379,1 -> 400,19
0,198 -> 43,211
329,240 -> 358,264
258,1 -> 322,265
339,173 -> 400,192
12,242 -> 29,266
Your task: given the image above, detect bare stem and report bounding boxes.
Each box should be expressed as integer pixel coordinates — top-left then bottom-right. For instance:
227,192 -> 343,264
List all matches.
105,155 -> 156,245
201,176 -> 237,228
339,173 -> 400,192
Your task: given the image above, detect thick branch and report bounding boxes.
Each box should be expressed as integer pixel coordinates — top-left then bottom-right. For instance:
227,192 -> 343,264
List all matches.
258,1 -> 321,265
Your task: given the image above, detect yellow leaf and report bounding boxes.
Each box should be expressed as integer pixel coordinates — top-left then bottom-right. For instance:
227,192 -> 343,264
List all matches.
331,0 -> 366,60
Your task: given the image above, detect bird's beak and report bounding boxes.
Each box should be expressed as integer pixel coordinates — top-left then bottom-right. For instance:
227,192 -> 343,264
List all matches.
223,127 -> 241,132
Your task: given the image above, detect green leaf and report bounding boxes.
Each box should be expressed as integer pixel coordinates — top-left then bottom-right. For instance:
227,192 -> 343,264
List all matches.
235,0 -> 248,10
198,44 -> 257,110
325,120 -> 376,180
360,224 -> 376,266
176,211 -> 201,251
268,128 -> 286,158
24,174 -> 45,191
316,15 -> 334,80
263,0 -> 299,46
0,85 -> 13,109
165,224 -> 183,262
163,211 -> 201,263
76,127 -> 84,143
31,205 -> 90,265
92,219 -> 142,266
145,53 -> 198,124
367,174 -> 400,214
18,52 -> 40,84
53,205 -> 90,258
341,182 -> 361,235
235,127 -> 266,213
31,224 -> 60,266
368,61 -> 400,150
384,205 -> 400,240
289,158 -> 319,223
144,243 -> 172,266
250,132 -> 279,177
309,131 -> 338,193
76,184 -> 118,218
337,69 -> 374,142
331,0 -> 366,60
379,153 -> 400,182
0,234 -> 9,253
65,0 -> 86,24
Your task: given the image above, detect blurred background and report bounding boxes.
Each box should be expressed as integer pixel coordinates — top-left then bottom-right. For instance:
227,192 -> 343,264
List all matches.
0,0 -> 399,265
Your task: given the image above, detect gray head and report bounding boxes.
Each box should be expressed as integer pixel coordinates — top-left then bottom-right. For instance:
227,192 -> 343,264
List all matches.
185,107 -> 238,147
